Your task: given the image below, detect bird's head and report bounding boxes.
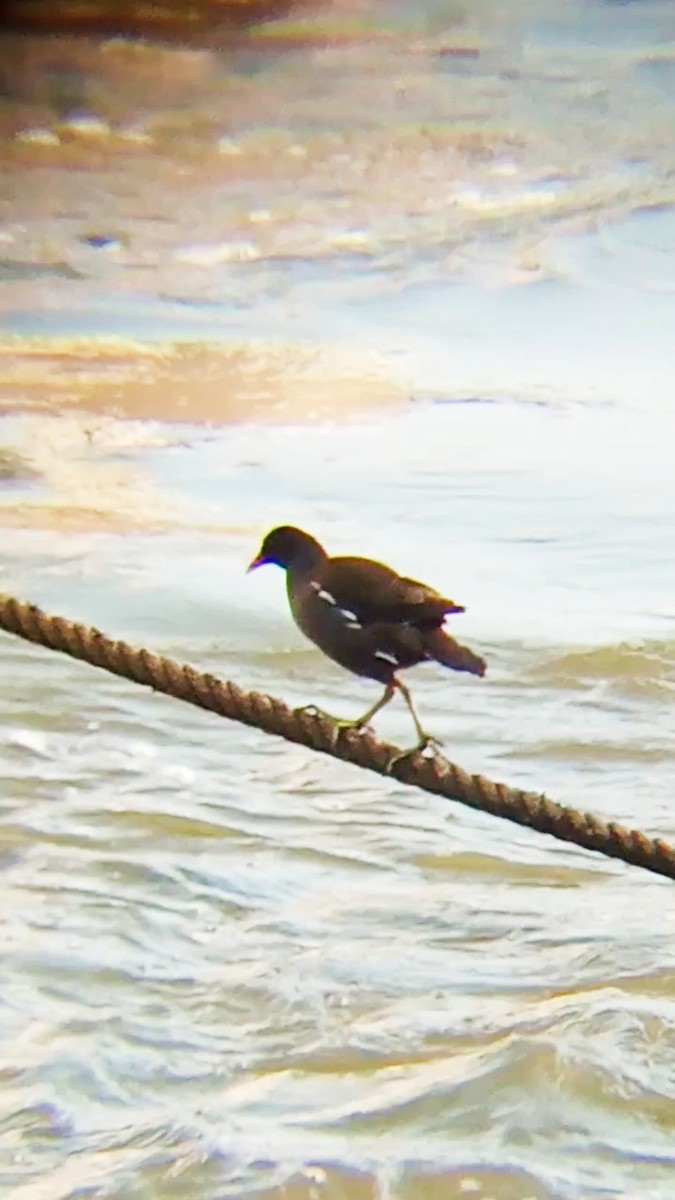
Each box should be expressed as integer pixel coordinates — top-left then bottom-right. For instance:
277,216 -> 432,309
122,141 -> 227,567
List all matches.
247,525 -> 324,573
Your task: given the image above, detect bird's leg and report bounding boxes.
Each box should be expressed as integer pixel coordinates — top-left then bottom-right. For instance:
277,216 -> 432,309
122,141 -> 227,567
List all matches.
350,682 -> 396,730
386,679 -> 443,773
396,679 -> 442,750
294,683 -> 395,749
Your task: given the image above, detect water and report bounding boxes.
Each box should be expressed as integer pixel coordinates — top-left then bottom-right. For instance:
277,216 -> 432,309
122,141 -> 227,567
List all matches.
1,2 -> 675,1196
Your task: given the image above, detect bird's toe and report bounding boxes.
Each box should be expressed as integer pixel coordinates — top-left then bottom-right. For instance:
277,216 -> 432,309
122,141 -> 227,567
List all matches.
386,733 -> 444,774
418,732 -> 444,756
293,704 -> 372,750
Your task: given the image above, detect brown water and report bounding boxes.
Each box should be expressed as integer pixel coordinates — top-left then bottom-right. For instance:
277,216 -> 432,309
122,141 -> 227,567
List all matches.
1,3 -> 675,1197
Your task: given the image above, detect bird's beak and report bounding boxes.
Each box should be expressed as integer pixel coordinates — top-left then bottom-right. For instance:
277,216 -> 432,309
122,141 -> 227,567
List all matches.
246,554 -> 266,574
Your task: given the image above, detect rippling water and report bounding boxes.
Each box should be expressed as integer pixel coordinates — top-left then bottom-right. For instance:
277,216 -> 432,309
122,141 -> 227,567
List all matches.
2,2 -> 675,1197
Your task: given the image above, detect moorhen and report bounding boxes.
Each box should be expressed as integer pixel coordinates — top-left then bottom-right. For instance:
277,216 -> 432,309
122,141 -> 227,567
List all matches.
248,525 -> 486,753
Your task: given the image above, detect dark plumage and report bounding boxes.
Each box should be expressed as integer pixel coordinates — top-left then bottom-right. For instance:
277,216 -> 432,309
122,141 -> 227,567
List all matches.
248,525 -> 486,752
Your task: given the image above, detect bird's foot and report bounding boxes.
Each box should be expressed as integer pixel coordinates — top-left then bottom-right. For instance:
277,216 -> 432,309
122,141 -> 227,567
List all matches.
386,733 -> 444,775
330,716 -> 372,750
293,703 -> 332,720
292,705 -> 370,750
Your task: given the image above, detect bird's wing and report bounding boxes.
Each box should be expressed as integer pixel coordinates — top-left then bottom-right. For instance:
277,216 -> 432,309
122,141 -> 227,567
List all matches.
321,556 -> 465,625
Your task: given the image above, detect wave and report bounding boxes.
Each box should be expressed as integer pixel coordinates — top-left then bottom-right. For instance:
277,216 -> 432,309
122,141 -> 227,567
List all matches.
529,641 -> 675,695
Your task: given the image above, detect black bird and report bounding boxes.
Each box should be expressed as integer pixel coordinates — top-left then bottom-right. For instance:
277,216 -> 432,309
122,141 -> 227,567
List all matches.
248,525 -> 486,752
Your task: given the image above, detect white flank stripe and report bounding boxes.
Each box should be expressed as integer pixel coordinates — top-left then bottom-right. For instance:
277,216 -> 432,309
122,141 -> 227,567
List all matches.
374,651 -> 398,665
339,607 -> 358,622
310,581 -> 337,606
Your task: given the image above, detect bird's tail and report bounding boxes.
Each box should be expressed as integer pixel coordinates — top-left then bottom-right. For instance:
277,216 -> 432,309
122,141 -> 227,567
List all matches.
424,628 -> 486,677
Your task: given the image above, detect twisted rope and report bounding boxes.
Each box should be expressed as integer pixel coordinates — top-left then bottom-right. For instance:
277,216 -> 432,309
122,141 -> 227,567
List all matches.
1,593 -> 673,881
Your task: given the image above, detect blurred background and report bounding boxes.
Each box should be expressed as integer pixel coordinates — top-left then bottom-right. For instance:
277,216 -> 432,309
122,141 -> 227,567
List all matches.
1,2 -> 675,1197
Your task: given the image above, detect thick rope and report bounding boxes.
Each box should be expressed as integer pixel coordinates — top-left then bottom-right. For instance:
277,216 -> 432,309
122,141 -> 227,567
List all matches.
0,593 -> 673,881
